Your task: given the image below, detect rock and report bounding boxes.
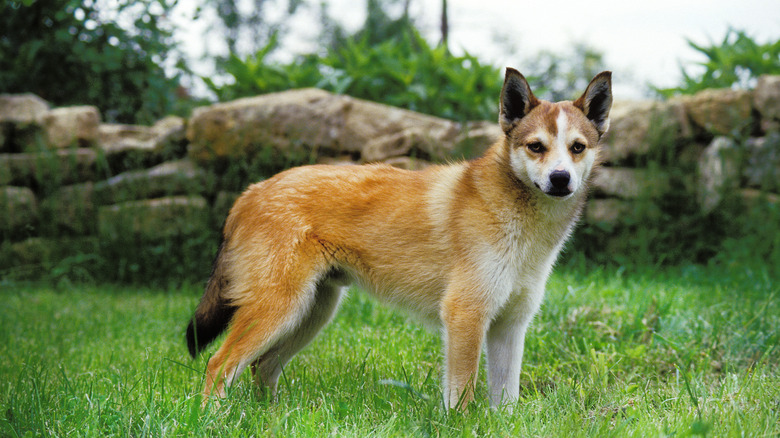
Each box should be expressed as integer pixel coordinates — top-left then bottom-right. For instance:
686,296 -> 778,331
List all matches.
454,121 -> 502,158
678,143 -> 707,167
187,88 -> 461,165
0,94 -> 50,125
361,128 -> 440,162
94,159 -> 208,205
0,123 -> 10,153
591,167 -> 670,199
98,123 -> 158,154
0,94 -> 51,153
382,156 -> 431,170
187,88 -> 342,164
361,121 -> 502,163
584,198 -> 632,225
0,156 -> 10,186
753,75 -> 780,123
40,182 -> 96,235
0,148 -> 97,188
152,115 -> 187,155
0,186 -> 38,237
743,133 -> 780,192
698,136 -> 742,213
677,88 -> 753,136
40,106 -> 100,148
601,99 -> 690,164
7,236 -> 98,269
7,237 -> 54,267
316,155 -> 358,166
344,96 -> 459,160
760,119 -> 780,133
98,115 -> 187,172
10,124 -> 48,153
98,196 -> 209,240
740,189 -> 780,209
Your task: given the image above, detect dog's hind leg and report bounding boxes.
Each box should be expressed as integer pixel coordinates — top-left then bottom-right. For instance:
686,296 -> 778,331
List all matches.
201,259 -> 336,404
250,270 -> 348,399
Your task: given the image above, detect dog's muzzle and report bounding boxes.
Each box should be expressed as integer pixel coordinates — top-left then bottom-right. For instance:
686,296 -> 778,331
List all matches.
546,170 -> 572,197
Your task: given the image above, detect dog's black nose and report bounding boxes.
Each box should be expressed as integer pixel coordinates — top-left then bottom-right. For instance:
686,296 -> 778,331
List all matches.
549,170 -> 570,190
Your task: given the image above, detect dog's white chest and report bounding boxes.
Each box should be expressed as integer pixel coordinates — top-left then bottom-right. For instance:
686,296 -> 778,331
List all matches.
474,213 -> 571,317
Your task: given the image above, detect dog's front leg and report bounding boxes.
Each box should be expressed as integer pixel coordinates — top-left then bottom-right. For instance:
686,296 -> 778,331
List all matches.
486,288 -> 544,408
486,316 -> 528,407
440,287 -> 489,410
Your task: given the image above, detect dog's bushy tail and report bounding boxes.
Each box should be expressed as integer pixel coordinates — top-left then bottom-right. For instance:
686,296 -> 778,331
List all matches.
186,240 -> 236,358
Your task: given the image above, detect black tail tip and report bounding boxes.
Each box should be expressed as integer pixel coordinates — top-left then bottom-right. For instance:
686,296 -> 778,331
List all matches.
185,304 -> 236,359
185,319 -> 200,359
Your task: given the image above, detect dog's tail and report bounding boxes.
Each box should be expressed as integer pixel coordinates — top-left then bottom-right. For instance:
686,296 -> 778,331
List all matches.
186,239 -> 236,358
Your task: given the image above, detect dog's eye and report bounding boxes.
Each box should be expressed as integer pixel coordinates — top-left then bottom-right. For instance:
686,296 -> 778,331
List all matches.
571,142 -> 586,154
527,142 -> 545,153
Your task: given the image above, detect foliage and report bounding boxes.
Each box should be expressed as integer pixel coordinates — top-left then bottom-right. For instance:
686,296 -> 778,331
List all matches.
324,30 -> 502,121
320,0 -> 415,50
0,0 -> 188,124
205,2 -> 611,122
523,42 -> 607,101
202,33 -> 321,102
1,263 -> 778,436
566,120 -> 780,272
207,29 -> 503,122
656,28 -> 780,97
203,0 -> 306,57
205,2 -> 503,122
566,28 -> 780,269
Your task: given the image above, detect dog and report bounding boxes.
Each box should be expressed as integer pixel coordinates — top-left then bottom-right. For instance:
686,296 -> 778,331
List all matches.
186,67 -> 612,409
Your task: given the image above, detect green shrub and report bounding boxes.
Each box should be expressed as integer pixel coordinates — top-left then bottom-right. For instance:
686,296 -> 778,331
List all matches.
523,42 -> 607,102
0,0 -> 191,124
565,134 -> 779,274
561,28 -> 780,272
205,29 -> 504,122
656,28 -> 780,97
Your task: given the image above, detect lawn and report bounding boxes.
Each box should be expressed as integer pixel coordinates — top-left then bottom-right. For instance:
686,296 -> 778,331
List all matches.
0,261 -> 777,437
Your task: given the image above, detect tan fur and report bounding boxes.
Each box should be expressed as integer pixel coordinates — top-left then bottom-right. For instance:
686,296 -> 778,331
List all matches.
188,68 -> 613,409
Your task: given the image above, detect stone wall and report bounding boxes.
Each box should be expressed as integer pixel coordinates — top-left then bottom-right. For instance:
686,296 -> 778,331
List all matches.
586,75 -> 779,224
1,77 -> 779,269
0,94 -> 210,266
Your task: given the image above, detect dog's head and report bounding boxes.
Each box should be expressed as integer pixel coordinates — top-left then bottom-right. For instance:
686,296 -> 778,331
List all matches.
499,68 -> 612,199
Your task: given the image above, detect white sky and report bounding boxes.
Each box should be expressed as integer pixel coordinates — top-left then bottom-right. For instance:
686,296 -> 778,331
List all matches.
175,0 -> 780,100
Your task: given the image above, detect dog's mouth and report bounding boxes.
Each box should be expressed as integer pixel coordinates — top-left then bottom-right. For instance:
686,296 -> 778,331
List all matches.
534,182 -> 572,198
545,187 -> 573,197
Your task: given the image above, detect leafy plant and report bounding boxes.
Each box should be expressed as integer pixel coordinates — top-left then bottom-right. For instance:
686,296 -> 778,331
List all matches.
656,28 -> 780,97
523,42 -> 607,101
206,27 -> 504,122
203,0 -> 306,58
0,0 -> 190,124
202,33 -> 324,103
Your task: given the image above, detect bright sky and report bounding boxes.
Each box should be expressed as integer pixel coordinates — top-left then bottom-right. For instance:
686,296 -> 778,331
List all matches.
432,0 -> 780,98
177,0 -> 780,100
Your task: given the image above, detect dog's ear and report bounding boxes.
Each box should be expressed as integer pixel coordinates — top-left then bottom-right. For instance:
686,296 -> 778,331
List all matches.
574,71 -> 612,137
499,68 -> 540,134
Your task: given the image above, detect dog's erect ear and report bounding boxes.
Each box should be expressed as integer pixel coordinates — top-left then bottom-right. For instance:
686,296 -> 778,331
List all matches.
499,68 -> 540,134
574,71 -> 613,137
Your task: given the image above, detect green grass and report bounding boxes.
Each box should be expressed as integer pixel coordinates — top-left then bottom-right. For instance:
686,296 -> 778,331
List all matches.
0,261 -> 778,437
